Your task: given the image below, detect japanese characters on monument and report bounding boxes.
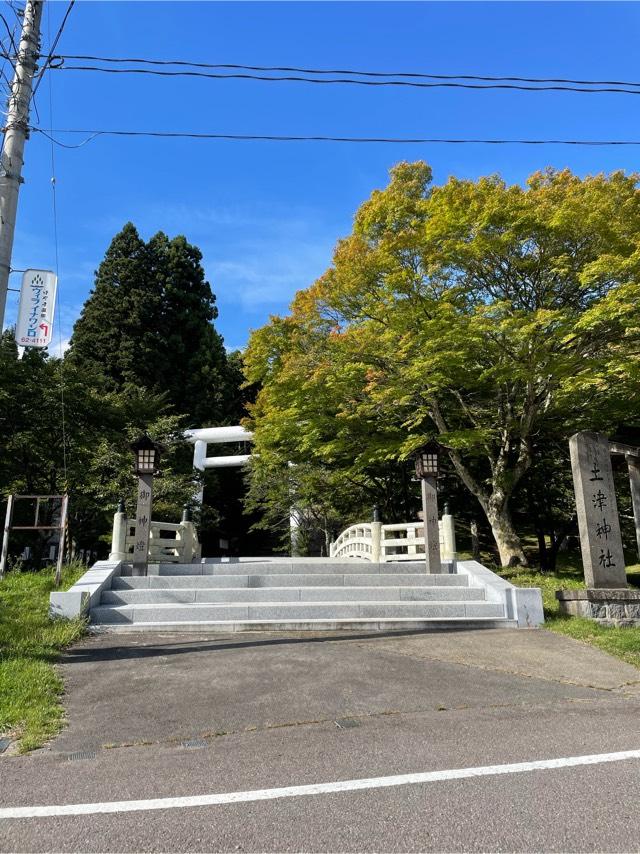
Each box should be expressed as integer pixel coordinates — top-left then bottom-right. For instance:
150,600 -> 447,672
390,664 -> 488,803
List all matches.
569,431 -> 627,588
15,270 -> 57,348
132,473 -> 153,576
422,477 -> 442,574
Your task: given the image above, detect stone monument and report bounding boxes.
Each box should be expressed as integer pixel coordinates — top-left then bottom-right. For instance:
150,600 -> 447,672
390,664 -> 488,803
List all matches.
569,431 -> 626,588
557,431 -> 640,626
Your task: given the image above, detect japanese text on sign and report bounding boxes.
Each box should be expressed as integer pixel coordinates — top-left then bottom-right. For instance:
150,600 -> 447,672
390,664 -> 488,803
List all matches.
15,270 -> 57,348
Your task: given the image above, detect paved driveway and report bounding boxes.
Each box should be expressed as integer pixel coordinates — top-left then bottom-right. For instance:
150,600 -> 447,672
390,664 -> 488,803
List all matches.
2,628 -> 640,852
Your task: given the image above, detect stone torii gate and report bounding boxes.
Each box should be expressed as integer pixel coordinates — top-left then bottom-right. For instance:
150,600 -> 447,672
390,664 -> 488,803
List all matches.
185,425 -> 253,480
184,424 -> 254,508
184,426 -> 301,552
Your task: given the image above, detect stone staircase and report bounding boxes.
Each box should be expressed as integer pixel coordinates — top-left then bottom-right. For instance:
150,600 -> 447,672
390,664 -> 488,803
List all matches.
89,560 -> 517,631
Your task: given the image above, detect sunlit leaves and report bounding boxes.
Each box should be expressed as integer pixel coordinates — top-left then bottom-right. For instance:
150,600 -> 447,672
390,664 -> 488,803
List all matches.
245,162 -> 640,562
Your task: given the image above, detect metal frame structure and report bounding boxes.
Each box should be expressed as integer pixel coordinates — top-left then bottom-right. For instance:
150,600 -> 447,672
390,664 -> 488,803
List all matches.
0,494 -> 69,585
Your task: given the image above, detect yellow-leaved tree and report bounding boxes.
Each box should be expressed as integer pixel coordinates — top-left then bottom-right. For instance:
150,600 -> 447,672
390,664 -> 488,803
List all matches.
245,163 -> 640,566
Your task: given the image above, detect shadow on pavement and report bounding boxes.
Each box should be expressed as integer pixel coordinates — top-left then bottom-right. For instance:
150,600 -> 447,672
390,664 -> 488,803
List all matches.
61,627 -> 481,663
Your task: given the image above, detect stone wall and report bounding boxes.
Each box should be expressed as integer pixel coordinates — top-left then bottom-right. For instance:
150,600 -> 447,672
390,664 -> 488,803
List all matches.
556,589 -> 640,627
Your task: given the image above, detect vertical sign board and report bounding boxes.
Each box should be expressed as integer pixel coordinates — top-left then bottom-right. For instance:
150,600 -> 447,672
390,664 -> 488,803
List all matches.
421,477 -> 442,574
132,474 -> 153,576
15,270 -> 57,348
569,431 -> 627,588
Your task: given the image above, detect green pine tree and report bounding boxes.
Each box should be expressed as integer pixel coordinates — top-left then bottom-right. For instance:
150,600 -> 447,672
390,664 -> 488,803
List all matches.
68,223 -> 236,426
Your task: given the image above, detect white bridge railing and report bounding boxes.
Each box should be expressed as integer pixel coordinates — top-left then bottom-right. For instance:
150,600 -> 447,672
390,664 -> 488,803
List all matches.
109,509 -> 201,564
330,514 -> 456,563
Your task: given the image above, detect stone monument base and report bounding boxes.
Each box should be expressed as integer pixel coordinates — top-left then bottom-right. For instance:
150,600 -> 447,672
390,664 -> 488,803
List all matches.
556,588 -> 640,627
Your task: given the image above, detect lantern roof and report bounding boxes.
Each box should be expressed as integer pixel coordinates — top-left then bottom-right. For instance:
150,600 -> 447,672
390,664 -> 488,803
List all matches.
415,439 -> 440,456
130,434 -> 159,454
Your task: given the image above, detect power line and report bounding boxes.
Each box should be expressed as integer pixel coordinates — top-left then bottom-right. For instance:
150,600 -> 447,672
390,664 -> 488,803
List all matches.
45,1 -> 67,485
0,13 -> 17,58
4,1 -> 22,20
32,0 -> 74,95
0,9 -> 18,158
44,65 -> 640,95
31,127 -> 640,147
41,55 -> 640,89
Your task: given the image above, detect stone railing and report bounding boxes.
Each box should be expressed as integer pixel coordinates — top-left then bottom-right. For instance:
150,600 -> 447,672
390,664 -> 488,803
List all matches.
330,513 -> 457,563
109,508 -> 201,564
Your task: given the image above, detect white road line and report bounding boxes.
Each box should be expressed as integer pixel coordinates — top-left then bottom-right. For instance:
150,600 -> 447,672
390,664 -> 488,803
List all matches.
2,748 -> 640,819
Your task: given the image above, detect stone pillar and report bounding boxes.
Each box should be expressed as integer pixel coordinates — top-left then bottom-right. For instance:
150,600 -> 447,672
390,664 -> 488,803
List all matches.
179,505 -> 196,564
108,500 -> 129,562
370,505 -> 382,563
289,509 -> 300,557
569,431 -> 626,588
627,456 -> 640,562
371,521 -> 382,563
421,476 -> 442,574
441,509 -> 457,561
407,524 -> 418,558
179,526 -> 191,564
132,474 -> 153,577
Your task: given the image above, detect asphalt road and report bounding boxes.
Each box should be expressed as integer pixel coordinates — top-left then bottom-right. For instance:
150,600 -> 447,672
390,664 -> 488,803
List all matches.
2,627 -> 640,852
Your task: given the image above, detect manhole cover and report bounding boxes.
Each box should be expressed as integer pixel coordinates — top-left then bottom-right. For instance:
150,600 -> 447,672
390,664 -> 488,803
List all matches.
334,718 -> 361,729
181,738 -> 208,749
66,750 -> 97,761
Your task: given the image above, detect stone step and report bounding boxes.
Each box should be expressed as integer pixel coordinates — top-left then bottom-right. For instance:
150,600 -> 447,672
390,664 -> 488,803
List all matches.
91,600 -> 505,625
101,585 -> 486,606
151,561 -> 450,577
90,617 -> 517,633
112,573 -> 469,590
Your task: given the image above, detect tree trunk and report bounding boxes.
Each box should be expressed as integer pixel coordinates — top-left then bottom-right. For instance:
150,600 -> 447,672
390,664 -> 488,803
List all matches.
470,519 -> 480,560
535,525 -> 549,572
486,505 -> 528,567
323,518 -> 331,557
434,409 -> 529,569
547,517 -> 577,572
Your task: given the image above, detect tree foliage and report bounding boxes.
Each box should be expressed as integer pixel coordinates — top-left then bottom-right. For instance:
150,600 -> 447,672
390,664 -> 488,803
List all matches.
0,330 -> 200,558
0,223 -> 249,564
245,163 -> 640,565
67,223 -> 237,426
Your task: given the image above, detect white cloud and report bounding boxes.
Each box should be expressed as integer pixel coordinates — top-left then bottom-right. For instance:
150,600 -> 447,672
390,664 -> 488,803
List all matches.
4,204 -> 345,349
49,337 -> 71,358
104,200 -> 341,311
207,237 -> 335,309
142,201 -> 327,237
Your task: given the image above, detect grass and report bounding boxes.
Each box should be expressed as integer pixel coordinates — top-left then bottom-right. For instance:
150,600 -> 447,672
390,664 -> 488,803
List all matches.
498,557 -> 640,670
0,564 -> 87,752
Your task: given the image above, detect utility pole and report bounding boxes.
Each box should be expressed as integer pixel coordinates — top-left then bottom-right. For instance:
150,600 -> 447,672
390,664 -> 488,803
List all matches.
0,0 -> 43,329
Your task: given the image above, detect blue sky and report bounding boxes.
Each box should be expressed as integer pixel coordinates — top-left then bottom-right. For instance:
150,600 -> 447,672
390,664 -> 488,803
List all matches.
5,0 -> 640,352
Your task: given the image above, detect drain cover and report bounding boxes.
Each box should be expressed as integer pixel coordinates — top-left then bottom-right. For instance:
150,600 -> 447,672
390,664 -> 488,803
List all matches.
181,738 -> 207,749
66,750 -> 97,761
334,718 -> 361,729
0,738 -> 11,754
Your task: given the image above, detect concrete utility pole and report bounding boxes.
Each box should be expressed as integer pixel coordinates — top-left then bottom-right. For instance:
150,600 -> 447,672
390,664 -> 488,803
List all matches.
0,0 -> 43,328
